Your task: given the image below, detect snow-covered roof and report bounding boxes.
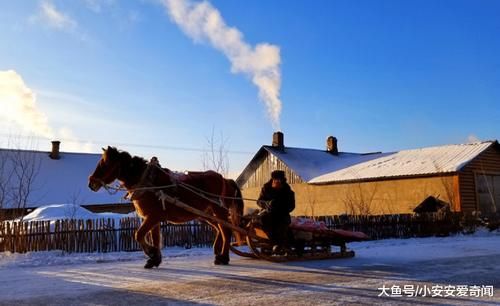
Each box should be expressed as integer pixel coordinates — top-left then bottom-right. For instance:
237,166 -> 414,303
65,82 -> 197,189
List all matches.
310,141 -> 495,184
238,141 -> 497,186
263,146 -> 390,182
0,149 -> 126,208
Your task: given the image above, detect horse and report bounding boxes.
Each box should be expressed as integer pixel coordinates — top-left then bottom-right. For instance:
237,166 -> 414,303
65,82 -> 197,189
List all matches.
88,146 -> 244,268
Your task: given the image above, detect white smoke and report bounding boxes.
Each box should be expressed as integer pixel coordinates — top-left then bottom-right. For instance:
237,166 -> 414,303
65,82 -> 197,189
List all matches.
466,134 -> 481,144
162,0 -> 282,129
0,70 -> 54,138
0,70 -> 93,153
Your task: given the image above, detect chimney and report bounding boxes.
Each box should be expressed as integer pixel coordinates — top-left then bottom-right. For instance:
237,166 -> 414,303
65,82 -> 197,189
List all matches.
326,136 -> 338,155
49,141 -> 61,160
272,131 -> 284,150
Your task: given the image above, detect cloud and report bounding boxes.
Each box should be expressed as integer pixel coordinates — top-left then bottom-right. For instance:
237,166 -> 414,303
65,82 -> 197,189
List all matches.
28,1 -> 93,43
0,70 -> 94,153
83,0 -> 116,14
39,0 -> 77,30
162,0 -> 283,130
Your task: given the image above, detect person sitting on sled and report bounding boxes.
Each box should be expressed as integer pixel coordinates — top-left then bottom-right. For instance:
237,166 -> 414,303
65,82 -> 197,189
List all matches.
257,170 -> 295,251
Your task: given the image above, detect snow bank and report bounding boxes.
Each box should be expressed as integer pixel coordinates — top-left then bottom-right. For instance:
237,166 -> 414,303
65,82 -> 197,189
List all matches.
19,204 -> 137,222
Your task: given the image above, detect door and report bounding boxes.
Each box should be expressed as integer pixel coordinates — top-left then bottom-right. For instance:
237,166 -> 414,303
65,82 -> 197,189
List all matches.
476,174 -> 500,215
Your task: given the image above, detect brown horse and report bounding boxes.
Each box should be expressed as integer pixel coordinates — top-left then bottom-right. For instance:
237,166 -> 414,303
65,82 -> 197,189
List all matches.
88,147 -> 243,268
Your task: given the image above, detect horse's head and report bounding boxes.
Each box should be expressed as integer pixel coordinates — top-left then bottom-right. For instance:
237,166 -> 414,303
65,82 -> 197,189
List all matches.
88,146 -> 122,192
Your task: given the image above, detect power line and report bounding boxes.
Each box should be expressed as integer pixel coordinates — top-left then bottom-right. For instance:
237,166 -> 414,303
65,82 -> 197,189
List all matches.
0,133 -> 254,155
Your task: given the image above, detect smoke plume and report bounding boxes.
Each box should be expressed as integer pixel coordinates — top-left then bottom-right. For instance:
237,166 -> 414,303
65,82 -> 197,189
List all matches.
0,70 -> 54,138
0,70 -> 93,153
162,0 -> 282,129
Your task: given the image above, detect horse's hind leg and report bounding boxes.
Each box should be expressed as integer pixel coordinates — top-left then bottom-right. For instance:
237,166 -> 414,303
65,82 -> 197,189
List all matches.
147,223 -> 162,268
151,223 -> 162,251
136,217 -> 162,268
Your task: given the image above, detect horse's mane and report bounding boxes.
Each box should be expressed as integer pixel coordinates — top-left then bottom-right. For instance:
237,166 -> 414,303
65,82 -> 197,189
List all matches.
107,147 -> 147,165
107,147 -> 148,181
120,151 -> 147,167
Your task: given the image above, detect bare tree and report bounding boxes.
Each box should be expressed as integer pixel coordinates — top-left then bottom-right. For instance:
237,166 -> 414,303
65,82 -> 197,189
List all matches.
65,189 -> 88,219
0,136 -> 42,220
201,127 -> 230,177
433,162 -> 457,212
302,185 -> 318,220
0,150 -> 11,220
343,182 -> 379,215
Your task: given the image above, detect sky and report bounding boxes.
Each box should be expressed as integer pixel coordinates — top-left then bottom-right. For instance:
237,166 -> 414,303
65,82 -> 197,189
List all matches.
0,0 -> 499,177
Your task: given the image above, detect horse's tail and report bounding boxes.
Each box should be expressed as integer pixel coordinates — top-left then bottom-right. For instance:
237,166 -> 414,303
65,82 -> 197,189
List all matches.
227,179 -> 244,245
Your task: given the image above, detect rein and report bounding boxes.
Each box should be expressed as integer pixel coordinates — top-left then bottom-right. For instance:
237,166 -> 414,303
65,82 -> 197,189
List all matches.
151,164 -> 261,203
99,161 -> 263,207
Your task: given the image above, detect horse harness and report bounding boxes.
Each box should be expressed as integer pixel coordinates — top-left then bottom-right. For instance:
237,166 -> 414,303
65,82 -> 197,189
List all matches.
124,160 -> 229,212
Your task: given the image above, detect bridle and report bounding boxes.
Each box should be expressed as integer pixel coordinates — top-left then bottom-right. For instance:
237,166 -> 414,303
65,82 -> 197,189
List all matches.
89,158 -> 122,191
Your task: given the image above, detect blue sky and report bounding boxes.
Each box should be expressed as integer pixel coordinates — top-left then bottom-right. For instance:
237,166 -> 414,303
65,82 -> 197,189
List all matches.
0,0 -> 499,176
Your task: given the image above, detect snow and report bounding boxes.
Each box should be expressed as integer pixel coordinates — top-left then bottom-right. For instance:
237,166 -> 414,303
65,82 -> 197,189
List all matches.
351,228 -> 500,264
1,229 -> 497,269
264,146 -> 390,182
1,230 -> 499,304
19,204 -> 136,223
0,247 -> 211,269
310,141 -> 494,183
8,204 -> 137,231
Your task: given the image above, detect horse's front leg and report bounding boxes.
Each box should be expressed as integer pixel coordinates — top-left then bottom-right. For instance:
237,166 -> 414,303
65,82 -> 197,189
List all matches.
136,217 -> 162,269
216,223 -> 231,265
207,221 -> 225,265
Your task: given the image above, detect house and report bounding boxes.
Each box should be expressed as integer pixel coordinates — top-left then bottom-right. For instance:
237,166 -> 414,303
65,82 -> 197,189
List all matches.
0,141 -> 131,219
237,132 -> 500,216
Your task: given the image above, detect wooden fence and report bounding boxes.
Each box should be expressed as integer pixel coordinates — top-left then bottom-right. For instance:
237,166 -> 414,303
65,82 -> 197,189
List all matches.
0,212 -> 485,254
0,218 -> 215,253
317,212 -> 475,240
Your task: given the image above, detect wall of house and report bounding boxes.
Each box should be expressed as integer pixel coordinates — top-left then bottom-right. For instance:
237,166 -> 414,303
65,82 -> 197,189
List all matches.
241,153 -> 304,189
83,203 -> 134,214
242,175 -> 458,216
459,145 -> 500,213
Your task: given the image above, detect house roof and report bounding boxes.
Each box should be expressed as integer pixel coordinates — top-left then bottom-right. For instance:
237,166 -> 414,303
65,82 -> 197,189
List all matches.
0,149 -> 126,209
263,146 -> 390,182
310,141 -> 495,184
237,141 -> 498,186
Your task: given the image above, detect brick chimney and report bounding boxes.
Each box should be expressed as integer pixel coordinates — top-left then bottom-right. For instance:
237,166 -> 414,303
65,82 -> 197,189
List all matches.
326,136 -> 338,155
272,131 -> 284,151
49,141 -> 61,160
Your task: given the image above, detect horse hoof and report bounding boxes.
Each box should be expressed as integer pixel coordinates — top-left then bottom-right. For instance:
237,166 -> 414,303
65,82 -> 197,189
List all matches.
144,255 -> 162,269
213,259 -> 227,265
214,255 -> 229,265
146,247 -> 160,259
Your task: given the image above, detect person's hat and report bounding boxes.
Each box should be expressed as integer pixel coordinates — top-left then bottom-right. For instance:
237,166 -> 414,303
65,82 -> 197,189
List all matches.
271,170 -> 286,180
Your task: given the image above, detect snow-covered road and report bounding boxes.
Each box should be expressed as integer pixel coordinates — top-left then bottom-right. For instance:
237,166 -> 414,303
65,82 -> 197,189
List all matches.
1,231 -> 499,305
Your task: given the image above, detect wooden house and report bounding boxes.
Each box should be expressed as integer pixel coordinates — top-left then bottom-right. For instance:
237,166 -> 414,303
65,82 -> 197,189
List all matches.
237,132 -> 500,216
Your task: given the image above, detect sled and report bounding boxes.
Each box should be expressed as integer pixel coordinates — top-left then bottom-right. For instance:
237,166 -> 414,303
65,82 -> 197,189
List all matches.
157,192 -> 369,262
229,213 -> 369,262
